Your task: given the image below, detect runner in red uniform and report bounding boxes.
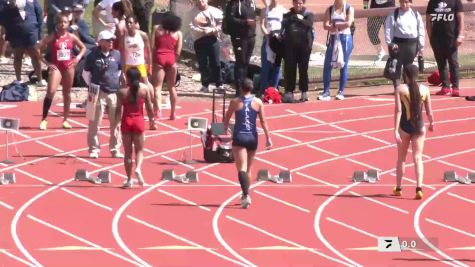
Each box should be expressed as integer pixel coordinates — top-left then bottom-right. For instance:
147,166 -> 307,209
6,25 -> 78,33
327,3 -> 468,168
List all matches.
151,12 -> 182,120
38,14 -> 86,130
116,67 -> 156,188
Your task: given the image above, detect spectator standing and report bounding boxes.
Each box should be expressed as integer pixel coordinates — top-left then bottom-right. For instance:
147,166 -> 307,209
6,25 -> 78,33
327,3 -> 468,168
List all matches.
384,0 -> 425,90
44,0 -> 83,34
4,0 -> 45,85
71,4 -> 96,50
258,0 -> 286,96
281,0 -> 314,102
426,0 -> 464,97
82,30 -> 124,159
223,0 -> 257,96
319,0 -> 354,101
363,0 -> 395,62
189,0 -> 224,93
0,26 -> 7,64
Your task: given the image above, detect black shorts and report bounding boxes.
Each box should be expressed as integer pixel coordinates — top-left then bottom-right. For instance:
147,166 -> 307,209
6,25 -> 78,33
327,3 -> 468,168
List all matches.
233,133 -> 258,151
400,119 -> 423,135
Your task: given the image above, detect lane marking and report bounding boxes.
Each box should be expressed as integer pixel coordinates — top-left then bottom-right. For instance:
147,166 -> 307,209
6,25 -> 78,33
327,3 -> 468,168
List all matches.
447,193 -> 475,205
425,218 -> 475,239
227,215 -> 354,267
348,191 -> 409,214
414,183 -> 469,267
27,214 -> 141,266
0,200 -> 14,210
157,189 -> 211,212
253,190 -> 310,213
61,188 -> 113,211
127,215 -> 249,267
0,249 -> 36,267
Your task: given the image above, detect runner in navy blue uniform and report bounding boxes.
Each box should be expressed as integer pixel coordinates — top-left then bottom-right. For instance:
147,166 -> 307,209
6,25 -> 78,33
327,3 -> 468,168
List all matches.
224,78 -> 272,209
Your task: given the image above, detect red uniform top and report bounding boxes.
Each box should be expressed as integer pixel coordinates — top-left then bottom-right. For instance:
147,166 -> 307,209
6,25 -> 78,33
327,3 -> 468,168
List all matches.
121,94 -> 145,134
154,33 -> 177,67
51,32 -> 74,71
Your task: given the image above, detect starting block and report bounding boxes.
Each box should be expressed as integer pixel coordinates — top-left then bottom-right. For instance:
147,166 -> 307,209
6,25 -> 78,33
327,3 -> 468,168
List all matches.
443,171 -> 473,185
257,169 -> 292,183
161,169 -> 198,184
0,172 -> 16,185
352,169 -> 380,183
74,169 -> 111,184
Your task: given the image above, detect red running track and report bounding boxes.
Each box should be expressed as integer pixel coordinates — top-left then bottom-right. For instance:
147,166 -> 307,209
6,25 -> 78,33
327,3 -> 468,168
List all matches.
0,90 -> 474,267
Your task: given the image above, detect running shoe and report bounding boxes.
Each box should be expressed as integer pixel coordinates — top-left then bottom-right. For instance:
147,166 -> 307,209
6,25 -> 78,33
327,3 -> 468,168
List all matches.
122,180 -> 132,189
393,187 -> 402,196
415,189 -> 423,200
435,87 -> 452,96
39,120 -> 47,130
318,92 -> 331,101
335,92 -> 345,100
62,120 -> 72,129
135,170 -> 145,186
451,88 -> 460,97
240,194 -> 251,209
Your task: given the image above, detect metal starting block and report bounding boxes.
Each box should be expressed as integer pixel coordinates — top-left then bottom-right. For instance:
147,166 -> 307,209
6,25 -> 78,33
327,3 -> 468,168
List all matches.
352,169 -> 380,183
0,172 -> 16,185
257,170 -> 292,183
443,171 -> 473,185
74,169 -> 111,184
161,169 -> 198,184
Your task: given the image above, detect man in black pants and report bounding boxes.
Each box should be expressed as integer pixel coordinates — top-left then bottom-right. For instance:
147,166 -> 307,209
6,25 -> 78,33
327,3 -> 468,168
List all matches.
224,0 -> 256,96
426,0 -> 464,97
281,0 -> 314,102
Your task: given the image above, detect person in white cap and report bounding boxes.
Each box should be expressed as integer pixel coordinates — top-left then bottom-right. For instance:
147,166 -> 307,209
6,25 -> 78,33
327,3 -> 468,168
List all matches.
82,30 -> 125,159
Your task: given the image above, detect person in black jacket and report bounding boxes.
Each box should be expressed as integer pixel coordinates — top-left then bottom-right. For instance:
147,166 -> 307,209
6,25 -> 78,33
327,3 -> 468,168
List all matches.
224,0 -> 256,96
281,0 -> 314,102
71,4 -> 96,49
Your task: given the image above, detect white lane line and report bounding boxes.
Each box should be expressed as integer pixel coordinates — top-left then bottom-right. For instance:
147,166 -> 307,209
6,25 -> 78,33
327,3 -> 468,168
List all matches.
0,200 -> 14,210
437,160 -> 475,174
212,183 -> 264,267
326,217 -> 459,267
348,191 -> 409,214
425,218 -> 475,239
126,215 -> 249,267
227,215 -> 354,267
27,214 -> 141,266
112,181 -> 169,267
254,156 -> 288,171
162,155 -> 195,170
14,168 -> 53,185
68,154 -> 102,168
0,129 -> 86,149
414,183 -> 469,267
345,158 -> 382,171
201,171 -> 239,186
307,145 -> 339,156
0,249 -> 36,266
327,217 -> 378,239
314,183 -> 363,267
61,188 -> 113,211
272,132 -> 302,143
157,189 -> 211,212
253,190 -> 310,213
35,140 -> 63,153
388,173 -> 436,190
296,172 -> 339,188
447,193 -> 475,205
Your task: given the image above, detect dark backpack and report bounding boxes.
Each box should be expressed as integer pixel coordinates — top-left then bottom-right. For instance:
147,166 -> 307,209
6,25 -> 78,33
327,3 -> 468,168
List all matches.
282,10 -> 314,48
0,81 -> 29,102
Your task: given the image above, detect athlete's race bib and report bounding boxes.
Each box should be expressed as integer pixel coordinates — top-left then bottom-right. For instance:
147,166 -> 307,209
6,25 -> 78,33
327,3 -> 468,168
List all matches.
57,49 -> 71,61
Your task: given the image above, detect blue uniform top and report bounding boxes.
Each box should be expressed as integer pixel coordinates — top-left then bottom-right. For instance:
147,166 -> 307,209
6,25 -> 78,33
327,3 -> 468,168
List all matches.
234,96 -> 258,137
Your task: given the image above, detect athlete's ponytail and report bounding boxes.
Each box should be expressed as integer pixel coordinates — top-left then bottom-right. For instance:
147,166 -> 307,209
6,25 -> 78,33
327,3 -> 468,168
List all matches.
126,67 -> 141,104
404,64 -> 422,132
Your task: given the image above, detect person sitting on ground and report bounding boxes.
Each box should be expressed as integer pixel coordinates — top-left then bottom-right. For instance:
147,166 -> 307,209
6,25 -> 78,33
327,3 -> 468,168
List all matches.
394,64 -> 434,200
116,67 -> 156,188
223,78 -> 272,209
